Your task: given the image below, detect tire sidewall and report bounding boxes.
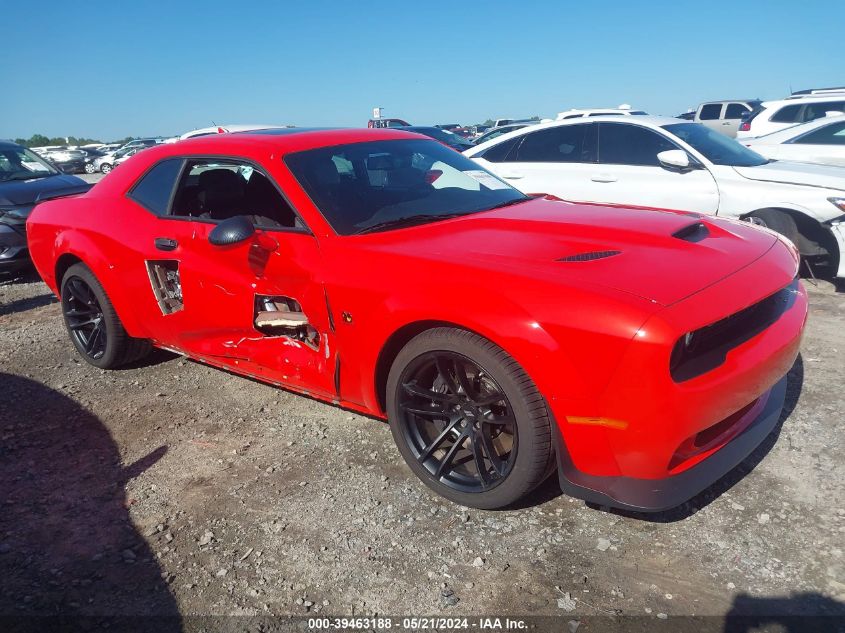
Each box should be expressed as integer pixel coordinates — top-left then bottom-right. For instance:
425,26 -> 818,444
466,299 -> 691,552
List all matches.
61,264 -> 120,369
386,329 -> 549,509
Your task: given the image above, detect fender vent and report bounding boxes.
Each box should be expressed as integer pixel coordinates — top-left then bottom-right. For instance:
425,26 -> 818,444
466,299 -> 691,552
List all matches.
672,221 -> 710,243
557,250 -> 621,262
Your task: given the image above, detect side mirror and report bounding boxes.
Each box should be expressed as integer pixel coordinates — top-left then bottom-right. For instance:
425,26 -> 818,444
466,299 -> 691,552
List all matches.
208,216 -> 255,246
657,149 -> 693,172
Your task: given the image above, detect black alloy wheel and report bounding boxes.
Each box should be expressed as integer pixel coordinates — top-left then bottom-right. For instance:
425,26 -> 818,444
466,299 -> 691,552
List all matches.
62,275 -> 107,360
397,351 -> 517,493
387,328 -> 553,509
60,263 -> 151,369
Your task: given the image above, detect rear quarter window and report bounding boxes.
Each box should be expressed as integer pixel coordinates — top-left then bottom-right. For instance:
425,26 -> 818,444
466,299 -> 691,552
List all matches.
770,104 -> 802,123
127,159 -> 183,216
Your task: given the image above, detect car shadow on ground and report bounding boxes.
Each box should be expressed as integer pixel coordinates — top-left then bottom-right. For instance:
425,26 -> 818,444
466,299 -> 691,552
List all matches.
723,591 -> 845,632
0,293 -> 57,317
518,354 -> 805,520
0,373 -> 182,632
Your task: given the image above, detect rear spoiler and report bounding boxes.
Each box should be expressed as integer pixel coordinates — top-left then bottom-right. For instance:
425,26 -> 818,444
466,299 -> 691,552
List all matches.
35,183 -> 93,204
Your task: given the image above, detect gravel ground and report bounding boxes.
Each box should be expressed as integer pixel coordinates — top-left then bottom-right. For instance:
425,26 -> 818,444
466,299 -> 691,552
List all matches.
0,264 -> 843,625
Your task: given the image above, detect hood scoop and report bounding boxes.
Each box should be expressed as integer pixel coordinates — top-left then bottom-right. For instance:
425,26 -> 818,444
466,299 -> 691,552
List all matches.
672,221 -> 710,243
557,250 -> 621,262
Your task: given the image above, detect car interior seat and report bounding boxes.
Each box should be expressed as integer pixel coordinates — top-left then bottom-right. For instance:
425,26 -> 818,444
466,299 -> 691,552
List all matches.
197,169 -> 245,220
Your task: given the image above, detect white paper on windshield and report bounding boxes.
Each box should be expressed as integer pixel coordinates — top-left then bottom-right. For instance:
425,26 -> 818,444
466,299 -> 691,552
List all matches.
463,170 -> 510,190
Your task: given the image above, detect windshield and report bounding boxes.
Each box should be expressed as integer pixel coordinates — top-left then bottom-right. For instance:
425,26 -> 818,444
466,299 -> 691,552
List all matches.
663,123 -> 768,167
0,146 -> 59,181
285,139 -> 528,235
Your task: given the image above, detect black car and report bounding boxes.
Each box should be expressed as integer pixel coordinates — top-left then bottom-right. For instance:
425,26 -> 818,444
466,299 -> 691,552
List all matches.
0,141 -> 89,273
399,126 -> 474,152
44,149 -> 88,174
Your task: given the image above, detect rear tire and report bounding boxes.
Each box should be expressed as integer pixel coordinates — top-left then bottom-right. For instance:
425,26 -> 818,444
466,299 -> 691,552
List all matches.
100,163 -> 112,174
60,263 -> 151,369
386,327 -> 553,509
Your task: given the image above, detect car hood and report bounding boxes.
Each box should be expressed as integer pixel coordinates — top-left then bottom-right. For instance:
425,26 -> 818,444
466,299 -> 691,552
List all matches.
0,174 -> 87,207
363,198 -> 779,306
733,160 -> 845,191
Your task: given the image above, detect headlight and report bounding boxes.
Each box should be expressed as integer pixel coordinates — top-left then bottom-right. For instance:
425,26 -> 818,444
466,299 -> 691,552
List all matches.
829,197 -> 845,212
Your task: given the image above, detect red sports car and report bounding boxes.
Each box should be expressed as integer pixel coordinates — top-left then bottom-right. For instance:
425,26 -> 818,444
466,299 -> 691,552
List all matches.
26,128 -> 807,511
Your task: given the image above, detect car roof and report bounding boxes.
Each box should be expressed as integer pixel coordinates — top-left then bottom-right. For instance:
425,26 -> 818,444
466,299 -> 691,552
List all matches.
0,140 -> 22,149
136,127 -> 431,157
763,94 -> 845,107
700,99 -> 759,104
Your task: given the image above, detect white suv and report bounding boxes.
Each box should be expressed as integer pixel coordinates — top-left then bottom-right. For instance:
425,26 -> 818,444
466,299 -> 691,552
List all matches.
737,88 -> 845,139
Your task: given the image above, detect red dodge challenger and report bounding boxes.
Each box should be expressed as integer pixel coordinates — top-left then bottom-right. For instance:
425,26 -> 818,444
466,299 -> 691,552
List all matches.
26,128 -> 807,511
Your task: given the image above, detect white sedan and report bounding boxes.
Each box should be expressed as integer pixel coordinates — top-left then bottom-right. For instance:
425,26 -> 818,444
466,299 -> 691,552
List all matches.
464,116 -> 845,279
740,116 -> 845,167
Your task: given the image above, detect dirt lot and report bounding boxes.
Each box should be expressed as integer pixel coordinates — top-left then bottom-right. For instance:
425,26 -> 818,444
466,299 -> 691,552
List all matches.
1,265 -> 843,627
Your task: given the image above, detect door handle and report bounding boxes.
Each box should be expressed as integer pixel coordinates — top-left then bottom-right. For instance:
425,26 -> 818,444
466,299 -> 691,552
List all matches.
590,174 -> 617,183
154,237 -> 178,251
500,171 -> 524,179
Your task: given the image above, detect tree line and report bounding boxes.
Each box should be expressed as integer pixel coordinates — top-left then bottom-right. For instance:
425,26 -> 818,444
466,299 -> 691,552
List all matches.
13,134 -> 137,148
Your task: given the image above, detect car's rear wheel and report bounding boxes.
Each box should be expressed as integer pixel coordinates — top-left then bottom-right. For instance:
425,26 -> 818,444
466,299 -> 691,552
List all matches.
100,163 -> 112,174
61,263 -> 151,369
386,327 -> 553,509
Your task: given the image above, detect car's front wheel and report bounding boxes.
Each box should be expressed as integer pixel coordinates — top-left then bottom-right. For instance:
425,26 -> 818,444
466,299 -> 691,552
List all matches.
60,263 -> 151,368
386,328 -> 553,509
84,163 -> 96,174
100,163 -> 112,174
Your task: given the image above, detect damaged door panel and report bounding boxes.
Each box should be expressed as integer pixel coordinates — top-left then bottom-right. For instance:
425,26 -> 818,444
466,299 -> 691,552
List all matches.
254,295 -> 320,350
146,260 -> 183,314
170,223 -> 338,399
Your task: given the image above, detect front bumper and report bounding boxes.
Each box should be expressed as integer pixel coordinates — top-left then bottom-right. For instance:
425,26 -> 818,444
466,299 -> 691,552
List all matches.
555,375 -> 787,512
548,238 -> 807,512
0,224 -> 30,272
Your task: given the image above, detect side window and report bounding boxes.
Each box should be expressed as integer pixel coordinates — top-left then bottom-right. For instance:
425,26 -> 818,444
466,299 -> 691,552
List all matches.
770,104 -> 802,123
127,159 -> 183,216
480,136 -> 521,163
698,104 -> 723,120
794,121 -> 845,145
170,159 -> 300,229
725,103 -> 749,119
512,124 -> 589,163
803,101 -> 845,122
598,123 -> 678,167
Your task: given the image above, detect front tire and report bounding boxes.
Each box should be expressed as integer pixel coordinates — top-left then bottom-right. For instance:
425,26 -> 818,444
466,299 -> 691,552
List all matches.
60,263 -> 151,368
748,208 -> 800,244
100,163 -> 112,174
84,163 -> 96,174
386,327 -> 553,509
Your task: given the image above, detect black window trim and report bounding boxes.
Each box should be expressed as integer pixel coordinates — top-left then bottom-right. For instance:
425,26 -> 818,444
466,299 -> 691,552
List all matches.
126,154 -> 312,235
596,122 -> 684,167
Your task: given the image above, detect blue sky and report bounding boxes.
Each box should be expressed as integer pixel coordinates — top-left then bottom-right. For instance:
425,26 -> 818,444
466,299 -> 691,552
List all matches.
3,1 -> 843,141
